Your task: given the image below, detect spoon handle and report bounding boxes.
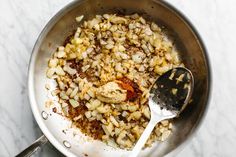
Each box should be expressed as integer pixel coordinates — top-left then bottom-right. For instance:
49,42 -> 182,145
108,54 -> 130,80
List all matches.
128,119 -> 157,157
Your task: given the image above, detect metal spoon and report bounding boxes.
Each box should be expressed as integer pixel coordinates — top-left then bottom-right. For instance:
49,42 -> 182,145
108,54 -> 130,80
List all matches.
129,67 -> 194,157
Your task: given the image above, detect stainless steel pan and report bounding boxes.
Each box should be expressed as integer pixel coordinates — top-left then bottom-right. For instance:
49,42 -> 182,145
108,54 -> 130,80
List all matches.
17,0 -> 211,156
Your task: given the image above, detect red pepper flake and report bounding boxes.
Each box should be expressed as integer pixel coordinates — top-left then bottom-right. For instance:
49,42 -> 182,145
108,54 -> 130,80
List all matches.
117,77 -> 142,101
52,107 -> 57,113
117,81 -> 134,92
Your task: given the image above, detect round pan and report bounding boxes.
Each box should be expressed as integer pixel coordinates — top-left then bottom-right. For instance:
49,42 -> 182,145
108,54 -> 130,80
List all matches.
27,0 -> 211,156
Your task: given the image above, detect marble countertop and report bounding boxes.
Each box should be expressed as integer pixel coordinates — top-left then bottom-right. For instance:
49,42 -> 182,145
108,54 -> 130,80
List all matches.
0,0 -> 236,157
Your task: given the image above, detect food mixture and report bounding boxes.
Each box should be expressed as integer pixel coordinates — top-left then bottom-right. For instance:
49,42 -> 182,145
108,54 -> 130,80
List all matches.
46,14 -> 182,149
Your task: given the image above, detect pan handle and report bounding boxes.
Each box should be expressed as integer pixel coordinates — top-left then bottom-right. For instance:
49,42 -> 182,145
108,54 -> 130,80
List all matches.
15,135 -> 48,157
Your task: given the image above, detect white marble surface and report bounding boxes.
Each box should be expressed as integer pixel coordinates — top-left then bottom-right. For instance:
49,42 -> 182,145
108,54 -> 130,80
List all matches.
0,0 -> 236,157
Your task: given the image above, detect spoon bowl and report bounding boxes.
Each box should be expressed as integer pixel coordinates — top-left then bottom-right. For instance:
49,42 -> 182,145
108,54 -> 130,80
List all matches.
129,67 -> 194,157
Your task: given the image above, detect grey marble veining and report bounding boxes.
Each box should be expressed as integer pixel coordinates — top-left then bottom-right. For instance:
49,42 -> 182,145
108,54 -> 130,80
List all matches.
0,0 -> 235,157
